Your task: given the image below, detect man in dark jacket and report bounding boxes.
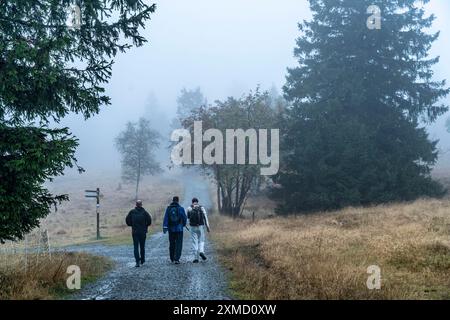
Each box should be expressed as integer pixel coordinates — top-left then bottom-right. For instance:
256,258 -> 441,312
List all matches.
126,200 -> 152,267
163,196 -> 187,264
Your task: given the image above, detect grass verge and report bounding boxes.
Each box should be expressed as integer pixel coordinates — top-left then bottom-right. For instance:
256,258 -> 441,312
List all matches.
0,252 -> 113,300
210,198 -> 450,299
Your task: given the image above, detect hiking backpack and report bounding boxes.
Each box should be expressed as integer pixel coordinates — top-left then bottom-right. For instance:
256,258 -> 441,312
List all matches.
189,206 -> 204,226
168,205 -> 181,226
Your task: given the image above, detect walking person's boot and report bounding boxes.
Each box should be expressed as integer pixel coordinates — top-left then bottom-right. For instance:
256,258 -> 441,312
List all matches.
199,252 -> 207,261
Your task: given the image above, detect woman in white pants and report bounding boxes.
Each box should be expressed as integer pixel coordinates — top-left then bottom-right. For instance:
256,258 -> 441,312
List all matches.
186,197 -> 210,263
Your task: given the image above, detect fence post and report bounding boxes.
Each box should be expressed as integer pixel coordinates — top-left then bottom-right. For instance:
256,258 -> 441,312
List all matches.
41,229 -> 51,259
24,235 -> 28,273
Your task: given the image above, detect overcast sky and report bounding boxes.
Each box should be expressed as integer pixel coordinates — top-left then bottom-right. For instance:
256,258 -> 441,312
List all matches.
60,0 -> 450,173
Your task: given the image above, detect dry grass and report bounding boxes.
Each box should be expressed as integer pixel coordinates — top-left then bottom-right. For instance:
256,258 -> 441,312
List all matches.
0,251 -> 112,300
211,198 -> 450,300
41,172 -> 182,246
0,172 -> 181,299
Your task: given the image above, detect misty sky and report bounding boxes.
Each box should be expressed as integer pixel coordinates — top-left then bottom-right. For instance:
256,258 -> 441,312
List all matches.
60,0 -> 450,173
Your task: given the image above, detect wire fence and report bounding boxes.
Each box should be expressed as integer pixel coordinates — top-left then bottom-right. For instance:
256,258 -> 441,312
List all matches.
0,204 -> 172,271
0,229 -> 52,271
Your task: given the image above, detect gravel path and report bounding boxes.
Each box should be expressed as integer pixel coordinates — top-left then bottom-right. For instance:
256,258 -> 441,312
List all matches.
69,173 -> 231,300
69,232 -> 229,300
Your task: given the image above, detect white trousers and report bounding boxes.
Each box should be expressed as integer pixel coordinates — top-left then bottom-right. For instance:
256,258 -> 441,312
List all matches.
190,225 -> 206,260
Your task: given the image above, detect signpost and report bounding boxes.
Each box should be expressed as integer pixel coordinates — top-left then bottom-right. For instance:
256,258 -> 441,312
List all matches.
85,188 -> 101,240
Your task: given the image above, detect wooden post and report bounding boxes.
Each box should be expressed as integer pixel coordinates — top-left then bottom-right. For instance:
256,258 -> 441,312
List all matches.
41,229 -> 51,258
85,188 -> 101,240
24,235 -> 28,272
252,211 -> 255,223
96,188 -> 100,240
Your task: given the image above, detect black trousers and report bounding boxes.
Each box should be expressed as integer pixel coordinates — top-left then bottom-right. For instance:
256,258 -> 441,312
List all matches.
132,232 -> 146,263
168,231 -> 183,262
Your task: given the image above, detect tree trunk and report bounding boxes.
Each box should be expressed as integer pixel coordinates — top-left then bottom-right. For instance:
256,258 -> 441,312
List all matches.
215,167 -> 221,212
135,158 -> 141,201
235,175 -> 240,217
135,175 -> 140,201
217,185 -> 222,213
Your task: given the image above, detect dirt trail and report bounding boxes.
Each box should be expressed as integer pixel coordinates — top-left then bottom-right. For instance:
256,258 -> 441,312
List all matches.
68,173 -> 230,300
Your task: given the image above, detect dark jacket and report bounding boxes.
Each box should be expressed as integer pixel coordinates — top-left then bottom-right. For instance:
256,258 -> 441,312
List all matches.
126,207 -> 152,234
163,202 -> 187,233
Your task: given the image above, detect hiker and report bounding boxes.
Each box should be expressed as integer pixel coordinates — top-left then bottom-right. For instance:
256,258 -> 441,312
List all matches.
187,197 -> 210,263
125,200 -> 152,267
163,196 -> 187,264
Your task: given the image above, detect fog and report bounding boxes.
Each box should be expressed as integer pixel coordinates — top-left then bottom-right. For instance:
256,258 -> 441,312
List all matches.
58,0 -> 450,175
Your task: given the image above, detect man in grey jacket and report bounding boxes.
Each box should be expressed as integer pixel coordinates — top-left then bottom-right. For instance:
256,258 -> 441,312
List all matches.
186,197 -> 210,263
